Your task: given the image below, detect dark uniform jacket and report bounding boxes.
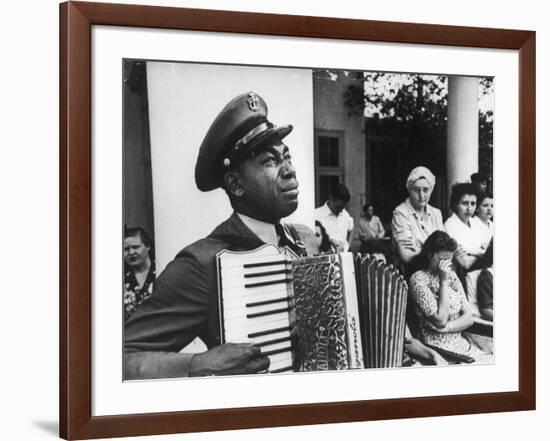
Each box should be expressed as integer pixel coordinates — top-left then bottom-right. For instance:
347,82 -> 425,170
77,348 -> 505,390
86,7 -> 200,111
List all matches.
125,212 -> 306,354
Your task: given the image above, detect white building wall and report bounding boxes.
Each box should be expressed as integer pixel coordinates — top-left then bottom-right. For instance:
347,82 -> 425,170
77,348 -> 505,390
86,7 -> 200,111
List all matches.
313,73 -> 366,222
147,62 -> 315,272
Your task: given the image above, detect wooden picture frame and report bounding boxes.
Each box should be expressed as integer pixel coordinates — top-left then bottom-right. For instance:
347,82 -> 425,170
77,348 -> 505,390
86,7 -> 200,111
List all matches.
59,1 -> 536,439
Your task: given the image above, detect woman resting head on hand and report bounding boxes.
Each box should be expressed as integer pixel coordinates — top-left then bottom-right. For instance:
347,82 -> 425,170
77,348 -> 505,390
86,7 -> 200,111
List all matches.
409,231 -> 490,359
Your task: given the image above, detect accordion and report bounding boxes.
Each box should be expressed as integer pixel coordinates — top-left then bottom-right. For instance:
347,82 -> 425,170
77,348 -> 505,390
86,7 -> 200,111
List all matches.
216,244 -> 408,373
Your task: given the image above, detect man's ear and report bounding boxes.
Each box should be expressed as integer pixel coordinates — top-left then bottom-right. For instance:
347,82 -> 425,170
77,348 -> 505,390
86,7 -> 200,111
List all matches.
223,171 -> 245,197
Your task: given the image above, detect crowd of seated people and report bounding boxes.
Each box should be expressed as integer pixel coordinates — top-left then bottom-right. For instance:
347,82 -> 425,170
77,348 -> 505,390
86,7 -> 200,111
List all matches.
315,167 -> 494,364
131,167 -> 493,365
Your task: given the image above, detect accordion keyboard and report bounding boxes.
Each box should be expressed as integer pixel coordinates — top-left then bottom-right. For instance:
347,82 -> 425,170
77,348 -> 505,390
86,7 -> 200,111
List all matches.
218,248 -> 295,373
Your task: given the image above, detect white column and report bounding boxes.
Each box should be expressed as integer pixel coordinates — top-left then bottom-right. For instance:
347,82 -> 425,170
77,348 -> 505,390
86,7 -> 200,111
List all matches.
446,76 -> 479,193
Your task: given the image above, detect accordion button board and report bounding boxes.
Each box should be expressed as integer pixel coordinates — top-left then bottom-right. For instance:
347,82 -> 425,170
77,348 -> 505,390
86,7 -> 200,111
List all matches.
217,245 -> 295,373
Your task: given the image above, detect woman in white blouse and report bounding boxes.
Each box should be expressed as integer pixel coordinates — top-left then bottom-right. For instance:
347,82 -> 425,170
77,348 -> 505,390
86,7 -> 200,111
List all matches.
444,182 -> 487,270
444,182 -> 488,315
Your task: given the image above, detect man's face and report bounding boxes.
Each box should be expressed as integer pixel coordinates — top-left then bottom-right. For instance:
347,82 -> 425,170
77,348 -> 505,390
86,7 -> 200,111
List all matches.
328,198 -> 347,216
234,141 -> 299,223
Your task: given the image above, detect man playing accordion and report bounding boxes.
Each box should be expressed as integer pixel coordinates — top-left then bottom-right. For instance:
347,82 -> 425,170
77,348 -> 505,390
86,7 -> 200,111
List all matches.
124,92 -> 307,379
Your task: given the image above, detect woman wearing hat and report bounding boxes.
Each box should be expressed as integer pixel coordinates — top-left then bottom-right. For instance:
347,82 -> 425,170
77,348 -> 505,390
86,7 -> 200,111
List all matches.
391,166 -> 444,274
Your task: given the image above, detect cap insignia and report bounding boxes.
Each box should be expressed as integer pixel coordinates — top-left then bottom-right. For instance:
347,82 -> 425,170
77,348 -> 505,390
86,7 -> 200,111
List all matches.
246,92 -> 260,112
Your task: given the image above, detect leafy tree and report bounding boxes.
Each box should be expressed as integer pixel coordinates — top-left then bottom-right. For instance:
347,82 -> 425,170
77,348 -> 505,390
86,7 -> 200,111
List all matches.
344,72 -> 493,188
478,78 -> 494,189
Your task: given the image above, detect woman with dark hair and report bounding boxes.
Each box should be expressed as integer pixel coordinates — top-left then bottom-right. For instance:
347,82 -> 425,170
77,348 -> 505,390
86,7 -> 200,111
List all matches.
445,182 -> 489,315
314,220 -> 335,254
409,231 -> 483,357
444,182 -> 487,270
124,227 -> 156,320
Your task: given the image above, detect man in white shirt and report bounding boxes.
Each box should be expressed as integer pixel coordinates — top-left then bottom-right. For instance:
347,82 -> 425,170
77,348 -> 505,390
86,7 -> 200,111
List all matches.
315,183 -> 354,252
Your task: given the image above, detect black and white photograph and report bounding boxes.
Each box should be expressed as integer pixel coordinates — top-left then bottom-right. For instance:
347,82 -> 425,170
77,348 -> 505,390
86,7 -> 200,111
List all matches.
4,0 -> 546,438
122,59 -> 495,379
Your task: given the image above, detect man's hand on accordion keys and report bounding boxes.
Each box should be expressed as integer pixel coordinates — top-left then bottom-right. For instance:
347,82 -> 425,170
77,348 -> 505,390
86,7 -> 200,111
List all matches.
189,343 -> 270,377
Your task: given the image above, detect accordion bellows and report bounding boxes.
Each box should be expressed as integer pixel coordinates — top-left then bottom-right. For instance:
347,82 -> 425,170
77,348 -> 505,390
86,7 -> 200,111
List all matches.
354,254 -> 408,368
216,245 -> 408,373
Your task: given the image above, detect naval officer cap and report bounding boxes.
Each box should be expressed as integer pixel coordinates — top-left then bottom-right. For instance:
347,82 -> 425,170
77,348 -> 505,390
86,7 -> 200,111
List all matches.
195,91 -> 293,192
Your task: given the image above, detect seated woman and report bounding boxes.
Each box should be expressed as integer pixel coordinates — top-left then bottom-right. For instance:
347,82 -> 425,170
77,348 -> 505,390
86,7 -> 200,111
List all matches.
392,166 -> 444,276
123,226 -> 156,321
476,192 -> 494,250
444,182 -> 488,315
409,231 -> 487,358
314,220 -> 336,254
445,182 -> 487,270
